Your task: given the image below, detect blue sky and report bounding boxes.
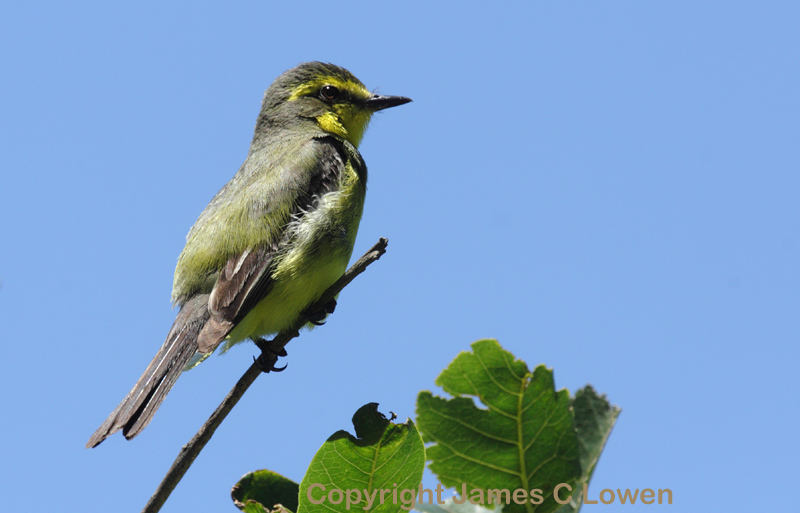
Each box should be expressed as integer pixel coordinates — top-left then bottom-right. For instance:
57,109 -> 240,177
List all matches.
1,1 -> 798,511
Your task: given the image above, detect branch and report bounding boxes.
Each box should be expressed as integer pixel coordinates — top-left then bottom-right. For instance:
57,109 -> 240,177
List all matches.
141,237 -> 389,513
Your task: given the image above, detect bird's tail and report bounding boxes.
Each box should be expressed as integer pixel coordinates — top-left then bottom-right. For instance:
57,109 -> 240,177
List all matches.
86,294 -> 211,448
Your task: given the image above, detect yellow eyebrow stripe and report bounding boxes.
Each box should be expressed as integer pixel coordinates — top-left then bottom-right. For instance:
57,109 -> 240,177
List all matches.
287,77 -> 371,102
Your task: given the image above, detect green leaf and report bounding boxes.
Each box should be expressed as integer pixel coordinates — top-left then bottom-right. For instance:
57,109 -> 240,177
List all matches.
416,340 -> 582,513
553,387 -> 621,513
298,403 -> 426,513
240,502 -> 293,513
232,469 -> 300,513
415,497 -> 501,513
241,501 -> 270,513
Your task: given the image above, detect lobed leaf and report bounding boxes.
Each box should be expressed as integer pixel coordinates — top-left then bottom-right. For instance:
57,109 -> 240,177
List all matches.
232,469 -> 300,513
298,403 -> 426,513
417,340 -> 601,513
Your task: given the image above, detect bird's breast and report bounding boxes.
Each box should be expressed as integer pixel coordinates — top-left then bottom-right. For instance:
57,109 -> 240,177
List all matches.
224,157 -> 366,345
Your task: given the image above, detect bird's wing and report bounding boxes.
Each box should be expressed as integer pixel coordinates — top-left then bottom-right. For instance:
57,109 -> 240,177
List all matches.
196,136 -> 354,352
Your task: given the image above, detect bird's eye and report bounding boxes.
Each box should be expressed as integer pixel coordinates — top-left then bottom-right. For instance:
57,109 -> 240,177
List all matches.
319,85 -> 340,101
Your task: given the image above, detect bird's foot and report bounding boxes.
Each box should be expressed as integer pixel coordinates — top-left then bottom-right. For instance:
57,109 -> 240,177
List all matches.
253,337 -> 288,373
303,298 -> 337,326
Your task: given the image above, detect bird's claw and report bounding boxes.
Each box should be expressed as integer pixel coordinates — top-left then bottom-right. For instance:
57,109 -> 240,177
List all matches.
253,338 -> 288,373
254,354 -> 287,373
303,298 -> 337,326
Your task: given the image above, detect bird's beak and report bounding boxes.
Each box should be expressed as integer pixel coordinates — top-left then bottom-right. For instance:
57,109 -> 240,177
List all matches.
365,94 -> 412,111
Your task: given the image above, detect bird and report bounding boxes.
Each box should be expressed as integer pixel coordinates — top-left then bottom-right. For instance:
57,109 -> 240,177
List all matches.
86,62 -> 411,448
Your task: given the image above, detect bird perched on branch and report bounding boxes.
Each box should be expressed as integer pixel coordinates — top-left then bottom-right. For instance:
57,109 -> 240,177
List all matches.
87,62 -> 410,447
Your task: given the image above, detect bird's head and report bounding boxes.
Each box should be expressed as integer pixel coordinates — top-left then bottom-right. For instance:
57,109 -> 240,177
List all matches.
258,62 -> 411,147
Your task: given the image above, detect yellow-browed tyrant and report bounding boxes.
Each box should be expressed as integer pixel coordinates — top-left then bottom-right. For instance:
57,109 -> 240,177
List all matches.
87,62 -> 410,447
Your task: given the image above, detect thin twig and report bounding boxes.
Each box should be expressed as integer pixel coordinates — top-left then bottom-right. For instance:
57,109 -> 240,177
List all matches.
141,238 -> 389,513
